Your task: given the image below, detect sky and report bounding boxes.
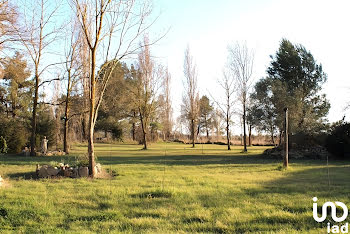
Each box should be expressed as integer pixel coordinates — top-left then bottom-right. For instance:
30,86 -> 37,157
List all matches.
13,0 -> 350,134
147,0 -> 350,126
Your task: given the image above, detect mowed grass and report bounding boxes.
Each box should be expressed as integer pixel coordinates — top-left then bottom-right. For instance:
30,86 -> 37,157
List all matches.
1,142 -> 350,233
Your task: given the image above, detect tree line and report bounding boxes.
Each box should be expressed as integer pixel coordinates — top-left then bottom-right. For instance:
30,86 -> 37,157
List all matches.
0,0 -> 340,177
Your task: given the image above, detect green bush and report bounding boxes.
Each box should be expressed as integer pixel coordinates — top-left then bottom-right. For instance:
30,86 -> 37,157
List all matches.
36,108 -> 57,149
95,117 -> 123,140
0,136 -> 8,153
0,119 -> 29,153
325,122 -> 350,158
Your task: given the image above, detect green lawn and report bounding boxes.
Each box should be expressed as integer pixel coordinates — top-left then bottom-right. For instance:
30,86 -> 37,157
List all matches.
0,142 -> 349,233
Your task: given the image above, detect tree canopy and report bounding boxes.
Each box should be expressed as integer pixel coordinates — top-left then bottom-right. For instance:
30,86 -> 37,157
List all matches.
250,39 -> 330,136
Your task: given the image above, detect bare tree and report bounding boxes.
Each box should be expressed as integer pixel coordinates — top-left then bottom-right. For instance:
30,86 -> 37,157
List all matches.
212,108 -> 224,142
210,70 -> 236,150
228,42 -> 254,152
14,0 -> 63,156
160,67 -> 172,140
62,20 -> 82,154
182,45 -> 199,148
130,36 -> 163,149
72,0 -> 155,177
0,0 -> 18,52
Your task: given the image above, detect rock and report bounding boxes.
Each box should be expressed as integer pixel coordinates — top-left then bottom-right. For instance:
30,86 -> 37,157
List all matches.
64,169 -> 72,177
47,166 -> 59,176
72,168 -> 79,178
78,167 -> 89,177
38,166 -> 49,178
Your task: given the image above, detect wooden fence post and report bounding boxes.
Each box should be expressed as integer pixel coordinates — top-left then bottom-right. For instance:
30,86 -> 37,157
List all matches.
284,107 -> 289,168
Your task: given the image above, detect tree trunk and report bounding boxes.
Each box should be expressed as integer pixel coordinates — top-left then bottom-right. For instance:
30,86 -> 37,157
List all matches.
139,110 -> 147,150
12,99 -> 16,118
278,130 -> 282,146
191,119 -> 195,147
243,104 -> 247,152
63,117 -> 69,154
132,111 -> 136,141
271,131 -> 275,145
284,107 -> 289,168
82,119 -> 87,141
63,72 -> 70,154
248,124 -> 252,146
30,74 -> 39,156
226,112 -> 231,150
88,51 -> 96,178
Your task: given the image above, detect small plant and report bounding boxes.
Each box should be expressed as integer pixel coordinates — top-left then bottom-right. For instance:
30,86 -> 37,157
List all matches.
0,136 -> 8,154
74,153 -> 90,167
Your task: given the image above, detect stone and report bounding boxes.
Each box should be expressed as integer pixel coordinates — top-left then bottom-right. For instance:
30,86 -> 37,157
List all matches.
47,166 -> 59,176
71,168 -> 79,178
78,167 -> 89,177
38,166 -> 49,178
64,169 -> 72,177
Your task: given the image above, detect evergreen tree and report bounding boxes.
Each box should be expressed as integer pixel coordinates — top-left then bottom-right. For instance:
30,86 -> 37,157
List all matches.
198,95 -> 214,139
251,39 -> 330,137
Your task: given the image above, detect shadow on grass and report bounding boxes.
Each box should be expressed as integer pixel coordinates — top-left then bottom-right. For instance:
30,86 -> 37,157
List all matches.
97,154 -> 281,166
231,165 -> 350,232
6,171 -> 38,180
0,155 -> 73,165
0,153 -> 280,166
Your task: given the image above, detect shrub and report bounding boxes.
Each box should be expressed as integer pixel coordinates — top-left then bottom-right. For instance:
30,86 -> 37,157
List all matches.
0,136 -> 8,154
325,122 -> 350,158
0,119 -> 29,153
36,108 -> 57,149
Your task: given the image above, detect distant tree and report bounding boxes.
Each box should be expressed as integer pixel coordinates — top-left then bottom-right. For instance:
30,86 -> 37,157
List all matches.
198,95 -> 214,139
98,62 -> 129,128
212,108 -> 224,141
1,52 -> 32,118
249,78 -> 277,145
266,39 -> 330,134
211,70 -> 236,150
227,42 -> 254,152
62,21 -> 82,154
158,68 -> 173,140
182,46 -> 199,147
0,0 -> 18,49
130,36 -> 163,149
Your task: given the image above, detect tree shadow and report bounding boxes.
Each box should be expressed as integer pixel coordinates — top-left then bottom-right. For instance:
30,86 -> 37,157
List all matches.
234,165 -> 350,232
96,154 -> 282,166
6,171 -> 38,180
0,155 -> 73,165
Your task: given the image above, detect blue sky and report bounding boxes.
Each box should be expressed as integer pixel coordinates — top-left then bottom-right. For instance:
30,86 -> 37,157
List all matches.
147,0 -> 350,126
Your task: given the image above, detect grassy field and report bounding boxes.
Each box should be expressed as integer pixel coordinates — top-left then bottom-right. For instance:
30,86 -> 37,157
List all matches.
0,142 -> 350,233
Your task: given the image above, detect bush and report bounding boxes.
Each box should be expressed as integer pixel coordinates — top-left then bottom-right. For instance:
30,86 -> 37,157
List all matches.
0,136 -> 8,154
325,122 -> 350,158
36,108 -> 57,149
95,117 -> 123,140
0,119 -> 29,153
